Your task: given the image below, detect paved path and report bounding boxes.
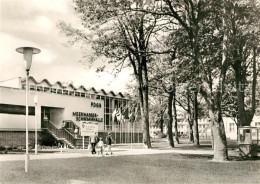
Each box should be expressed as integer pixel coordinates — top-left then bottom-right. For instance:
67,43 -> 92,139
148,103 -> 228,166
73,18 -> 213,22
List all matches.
0,147 -> 244,162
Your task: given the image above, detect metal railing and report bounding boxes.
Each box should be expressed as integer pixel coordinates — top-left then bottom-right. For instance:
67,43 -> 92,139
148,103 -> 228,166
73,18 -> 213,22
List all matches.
45,120 -> 76,146
60,128 -> 76,146
45,120 -> 60,138
62,120 -> 80,131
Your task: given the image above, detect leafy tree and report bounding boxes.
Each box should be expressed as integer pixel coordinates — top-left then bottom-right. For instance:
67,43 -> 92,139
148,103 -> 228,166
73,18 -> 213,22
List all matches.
226,0 -> 260,126
58,0 -> 169,148
149,96 -> 167,136
134,0 -> 233,161
148,47 -> 183,147
176,88 -> 194,143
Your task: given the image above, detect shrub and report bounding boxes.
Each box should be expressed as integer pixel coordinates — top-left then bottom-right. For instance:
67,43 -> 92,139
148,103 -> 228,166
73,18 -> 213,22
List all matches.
153,131 -> 167,138
0,145 -> 8,154
17,146 -> 25,150
6,146 -> 12,150
39,131 -> 58,146
12,145 -> 19,150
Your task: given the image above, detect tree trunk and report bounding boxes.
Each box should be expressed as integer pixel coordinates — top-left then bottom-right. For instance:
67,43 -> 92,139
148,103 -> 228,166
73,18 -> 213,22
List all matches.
187,91 -> 194,143
211,127 -> 214,149
209,108 -> 228,161
159,116 -> 164,135
249,46 -> 257,123
235,69 -> 248,126
158,97 -> 164,134
172,85 -> 179,144
141,56 -> 151,149
136,70 -> 151,149
160,117 -> 164,135
167,92 -> 174,147
236,47 -> 257,126
141,86 -> 151,148
188,116 -> 194,143
206,0 -> 228,161
193,91 -> 199,146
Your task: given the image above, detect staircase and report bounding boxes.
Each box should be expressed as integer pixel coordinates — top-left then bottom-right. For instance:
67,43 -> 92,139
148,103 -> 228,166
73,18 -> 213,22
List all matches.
62,120 -> 89,149
44,120 -> 76,148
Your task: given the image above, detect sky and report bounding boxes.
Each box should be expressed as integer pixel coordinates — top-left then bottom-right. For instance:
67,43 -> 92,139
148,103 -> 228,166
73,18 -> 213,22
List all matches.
0,0 -> 132,93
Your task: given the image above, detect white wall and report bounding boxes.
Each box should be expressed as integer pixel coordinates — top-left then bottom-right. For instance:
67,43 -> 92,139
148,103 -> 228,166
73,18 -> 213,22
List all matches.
0,113 -> 36,130
223,117 -> 237,140
0,87 -> 104,130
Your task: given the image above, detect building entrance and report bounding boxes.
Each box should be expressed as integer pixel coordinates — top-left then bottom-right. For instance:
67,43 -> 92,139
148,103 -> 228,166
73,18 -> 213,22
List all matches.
41,107 -> 50,128
41,106 -> 64,128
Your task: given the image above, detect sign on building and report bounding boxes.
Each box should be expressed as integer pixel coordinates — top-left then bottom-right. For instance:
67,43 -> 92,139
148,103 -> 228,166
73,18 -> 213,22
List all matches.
80,121 -> 98,136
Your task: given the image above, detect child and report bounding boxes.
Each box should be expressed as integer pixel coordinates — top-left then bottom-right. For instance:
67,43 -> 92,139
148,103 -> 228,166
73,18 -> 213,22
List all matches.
97,138 -> 104,155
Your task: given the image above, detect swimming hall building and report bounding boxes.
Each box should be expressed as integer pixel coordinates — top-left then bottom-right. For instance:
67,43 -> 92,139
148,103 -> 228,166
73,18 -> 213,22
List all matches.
0,77 -> 142,148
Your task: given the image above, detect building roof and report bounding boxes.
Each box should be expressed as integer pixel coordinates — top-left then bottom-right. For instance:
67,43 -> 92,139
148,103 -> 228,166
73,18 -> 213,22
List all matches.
18,76 -> 130,98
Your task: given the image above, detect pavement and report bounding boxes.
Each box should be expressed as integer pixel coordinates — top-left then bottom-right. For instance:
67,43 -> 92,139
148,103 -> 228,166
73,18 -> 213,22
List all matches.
0,145 -> 246,162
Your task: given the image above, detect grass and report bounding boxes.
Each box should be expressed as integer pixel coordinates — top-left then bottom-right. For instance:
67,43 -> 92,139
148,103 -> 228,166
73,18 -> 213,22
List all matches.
1,153 -> 259,184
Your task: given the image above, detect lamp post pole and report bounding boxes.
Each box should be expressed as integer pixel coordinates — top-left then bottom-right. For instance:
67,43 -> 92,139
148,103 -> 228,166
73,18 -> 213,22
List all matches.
34,95 -> 38,155
16,47 -> 41,173
25,69 -> 29,172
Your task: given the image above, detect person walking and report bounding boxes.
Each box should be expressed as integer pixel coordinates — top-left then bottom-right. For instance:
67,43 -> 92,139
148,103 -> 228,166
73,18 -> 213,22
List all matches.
90,132 -> 99,154
106,132 -> 113,155
97,138 -> 105,156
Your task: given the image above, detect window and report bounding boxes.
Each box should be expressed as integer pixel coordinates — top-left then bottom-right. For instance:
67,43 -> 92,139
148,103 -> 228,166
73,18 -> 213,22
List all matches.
109,98 -> 112,107
0,104 -> 35,115
229,123 -> 235,132
114,99 -> 119,108
75,92 -> 80,96
44,87 -> 50,92
106,114 -> 110,125
51,88 -> 56,93
80,93 -> 85,97
69,91 -> 74,96
106,98 -> 109,108
90,94 -> 95,99
57,89 -> 62,94
63,90 -> 68,95
37,86 -> 43,91
123,99 -> 126,107
29,85 -> 35,91
117,99 -> 122,107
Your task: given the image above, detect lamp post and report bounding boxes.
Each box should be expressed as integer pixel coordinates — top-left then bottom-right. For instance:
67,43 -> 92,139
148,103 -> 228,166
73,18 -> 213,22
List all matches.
16,47 -> 41,173
34,94 -> 38,155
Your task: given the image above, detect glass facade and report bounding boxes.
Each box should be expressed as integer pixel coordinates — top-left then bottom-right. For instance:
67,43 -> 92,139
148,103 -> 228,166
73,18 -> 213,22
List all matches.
26,81 -> 130,131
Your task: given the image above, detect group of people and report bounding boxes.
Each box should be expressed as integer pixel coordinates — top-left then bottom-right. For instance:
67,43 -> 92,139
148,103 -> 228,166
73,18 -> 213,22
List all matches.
89,132 -> 113,156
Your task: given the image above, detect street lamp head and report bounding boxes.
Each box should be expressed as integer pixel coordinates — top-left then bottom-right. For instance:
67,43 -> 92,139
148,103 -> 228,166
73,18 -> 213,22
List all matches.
16,47 -> 41,71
